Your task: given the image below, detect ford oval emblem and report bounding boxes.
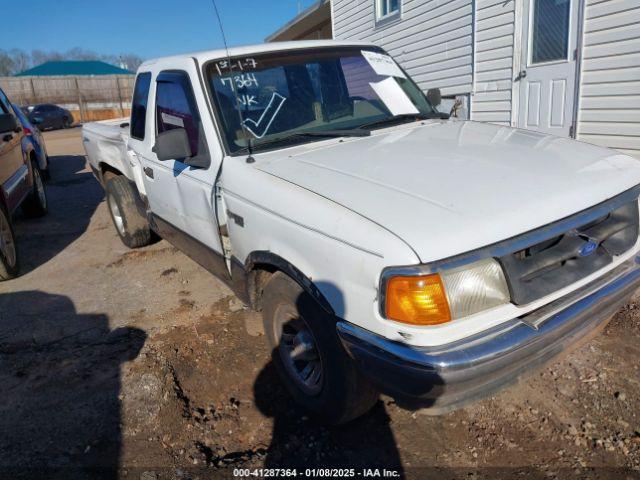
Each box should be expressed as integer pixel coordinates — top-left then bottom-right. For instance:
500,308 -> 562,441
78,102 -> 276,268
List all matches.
578,240 -> 598,257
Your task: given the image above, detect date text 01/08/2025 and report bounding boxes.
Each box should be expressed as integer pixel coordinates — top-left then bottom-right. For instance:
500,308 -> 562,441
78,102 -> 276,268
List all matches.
232,468 -> 401,478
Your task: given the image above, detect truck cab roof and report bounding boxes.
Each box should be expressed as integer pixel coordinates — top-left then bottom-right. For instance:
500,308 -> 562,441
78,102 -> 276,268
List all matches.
138,40 -> 376,70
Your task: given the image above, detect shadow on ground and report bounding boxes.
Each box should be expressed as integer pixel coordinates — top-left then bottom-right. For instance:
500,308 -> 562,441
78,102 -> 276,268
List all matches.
13,154 -> 103,275
0,291 -> 145,479
253,362 -> 405,474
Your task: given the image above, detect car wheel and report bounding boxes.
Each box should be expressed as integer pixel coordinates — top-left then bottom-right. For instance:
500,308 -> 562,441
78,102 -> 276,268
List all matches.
0,204 -> 19,281
22,162 -> 48,218
262,272 -> 379,425
105,175 -> 151,248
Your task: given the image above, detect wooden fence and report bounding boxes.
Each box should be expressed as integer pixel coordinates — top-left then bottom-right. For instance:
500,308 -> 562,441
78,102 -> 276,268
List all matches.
0,75 -> 135,122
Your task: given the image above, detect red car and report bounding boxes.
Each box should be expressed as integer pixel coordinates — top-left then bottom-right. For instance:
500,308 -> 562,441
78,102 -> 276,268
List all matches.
0,87 -> 48,281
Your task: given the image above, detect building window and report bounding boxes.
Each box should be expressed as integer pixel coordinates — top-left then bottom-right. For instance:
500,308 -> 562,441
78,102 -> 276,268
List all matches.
376,0 -> 401,23
530,0 -> 571,64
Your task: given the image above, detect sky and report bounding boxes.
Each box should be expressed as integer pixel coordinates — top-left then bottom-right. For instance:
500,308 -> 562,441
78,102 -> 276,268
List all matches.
0,0 -> 319,60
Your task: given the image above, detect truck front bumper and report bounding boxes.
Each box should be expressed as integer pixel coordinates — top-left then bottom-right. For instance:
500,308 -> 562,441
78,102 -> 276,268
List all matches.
337,257 -> 640,414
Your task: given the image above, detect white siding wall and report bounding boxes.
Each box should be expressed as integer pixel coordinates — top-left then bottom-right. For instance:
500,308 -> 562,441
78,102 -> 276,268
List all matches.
577,0 -> 640,158
472,0 -> 516,124
332,0 -> 474,96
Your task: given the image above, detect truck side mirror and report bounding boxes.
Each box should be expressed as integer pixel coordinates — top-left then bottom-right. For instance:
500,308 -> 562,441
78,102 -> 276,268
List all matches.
0,113 -> 18,134
152,128 -> 192,161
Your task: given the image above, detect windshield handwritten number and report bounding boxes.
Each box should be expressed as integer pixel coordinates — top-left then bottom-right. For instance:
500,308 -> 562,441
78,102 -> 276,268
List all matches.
220,73 -> 259,89
242,93 -> 287,139
215,58 -> 258,75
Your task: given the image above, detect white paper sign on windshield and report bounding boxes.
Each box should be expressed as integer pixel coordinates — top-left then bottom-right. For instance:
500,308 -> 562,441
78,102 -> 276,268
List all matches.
361,50 -> 407,79
369,77 -> 419,116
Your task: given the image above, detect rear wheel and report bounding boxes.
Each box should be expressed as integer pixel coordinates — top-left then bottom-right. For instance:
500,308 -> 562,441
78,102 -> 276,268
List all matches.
105,175 -> 151,248
0,204 -> 19,281
63,116 -> 71,129
22,162 -> 48,218
262,272 -> 378,425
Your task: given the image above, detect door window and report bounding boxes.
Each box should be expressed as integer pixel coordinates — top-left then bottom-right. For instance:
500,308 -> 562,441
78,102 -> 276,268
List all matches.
130,72 -> 151,140
155,71 -> 203,158
530,0 -> 571,64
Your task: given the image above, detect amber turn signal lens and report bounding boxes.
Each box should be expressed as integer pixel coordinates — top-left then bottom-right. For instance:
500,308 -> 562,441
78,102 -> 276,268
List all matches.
385,274 -> 452,325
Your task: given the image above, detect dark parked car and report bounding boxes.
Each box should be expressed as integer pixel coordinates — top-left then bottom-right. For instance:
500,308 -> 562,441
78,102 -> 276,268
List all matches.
28,103 -> 74,130
0,88 -> 48,280
12,103 -> 50,179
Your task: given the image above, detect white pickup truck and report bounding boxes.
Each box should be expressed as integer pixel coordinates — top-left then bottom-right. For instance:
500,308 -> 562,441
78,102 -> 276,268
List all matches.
83,40 -> 640,424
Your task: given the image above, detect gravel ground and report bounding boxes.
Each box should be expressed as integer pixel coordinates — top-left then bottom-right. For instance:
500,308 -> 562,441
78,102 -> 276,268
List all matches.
0,128 -> 638,480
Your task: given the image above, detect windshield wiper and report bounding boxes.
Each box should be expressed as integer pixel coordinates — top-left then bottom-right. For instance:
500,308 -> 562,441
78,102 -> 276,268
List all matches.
236,129 -> 370,154
358,112 -> 449,130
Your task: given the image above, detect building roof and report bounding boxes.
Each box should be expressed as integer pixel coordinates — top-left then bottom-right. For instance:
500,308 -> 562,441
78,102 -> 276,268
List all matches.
15,60 -> 134,77
266,0 -> 331,42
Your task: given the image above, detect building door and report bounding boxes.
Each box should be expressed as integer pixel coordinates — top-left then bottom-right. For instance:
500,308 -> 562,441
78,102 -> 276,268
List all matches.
517,0 -> 580,137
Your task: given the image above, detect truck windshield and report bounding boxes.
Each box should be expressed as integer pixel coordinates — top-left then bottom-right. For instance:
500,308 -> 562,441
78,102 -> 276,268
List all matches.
205,47 -> 437,154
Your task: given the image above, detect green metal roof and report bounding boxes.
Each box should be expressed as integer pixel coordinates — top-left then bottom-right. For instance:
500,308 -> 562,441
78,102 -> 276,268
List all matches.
15,60 -> 134,76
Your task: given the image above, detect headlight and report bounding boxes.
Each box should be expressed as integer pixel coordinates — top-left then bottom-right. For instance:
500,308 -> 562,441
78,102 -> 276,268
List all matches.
382,258 -> 510,326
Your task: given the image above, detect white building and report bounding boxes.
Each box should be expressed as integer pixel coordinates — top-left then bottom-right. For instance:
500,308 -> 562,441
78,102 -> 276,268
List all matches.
268,0 -> 640,159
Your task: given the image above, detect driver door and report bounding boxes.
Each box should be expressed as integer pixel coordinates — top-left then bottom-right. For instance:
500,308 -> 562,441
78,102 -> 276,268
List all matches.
127,60 -> 226,265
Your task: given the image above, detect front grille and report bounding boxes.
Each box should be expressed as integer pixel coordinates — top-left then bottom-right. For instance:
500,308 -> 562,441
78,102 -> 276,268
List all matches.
499,200 -> 639,305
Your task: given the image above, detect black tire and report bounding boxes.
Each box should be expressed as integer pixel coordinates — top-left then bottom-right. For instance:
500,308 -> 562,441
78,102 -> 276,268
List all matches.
22,162 -> 48,218
63,116 -> 71,129
262,272 -> 378,425
0,203 -> 19,281
105,175 -> 151,248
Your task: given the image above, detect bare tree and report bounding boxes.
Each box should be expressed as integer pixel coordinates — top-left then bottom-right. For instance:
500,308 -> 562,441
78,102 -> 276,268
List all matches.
67,47 -> 101,61
0,51 -> 15,76
9,49 -> 30,74
118,54 -> 144,72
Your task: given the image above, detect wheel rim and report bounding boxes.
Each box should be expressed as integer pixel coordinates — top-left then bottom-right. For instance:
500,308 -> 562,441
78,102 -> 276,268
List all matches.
273,303 -> 323,396
0,209 -> 16,268
34,168 -> 46,208
108,195 -> 125,235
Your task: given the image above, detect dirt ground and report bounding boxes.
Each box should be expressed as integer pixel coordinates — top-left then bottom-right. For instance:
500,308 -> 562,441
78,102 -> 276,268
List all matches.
0,128 -> 639,480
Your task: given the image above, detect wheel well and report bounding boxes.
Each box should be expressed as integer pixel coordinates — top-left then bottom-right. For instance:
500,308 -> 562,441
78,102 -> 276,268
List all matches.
246,263 -> 278,310
242,252 -> 335,315
28,151 -> 38,172
100,163 -> 123,183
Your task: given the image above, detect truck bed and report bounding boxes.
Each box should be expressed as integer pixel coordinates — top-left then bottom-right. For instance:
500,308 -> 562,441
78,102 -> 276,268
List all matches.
82,118 -> 132,182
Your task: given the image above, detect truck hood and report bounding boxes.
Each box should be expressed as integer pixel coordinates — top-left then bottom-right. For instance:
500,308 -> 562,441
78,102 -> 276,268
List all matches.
256,121 -> 640,263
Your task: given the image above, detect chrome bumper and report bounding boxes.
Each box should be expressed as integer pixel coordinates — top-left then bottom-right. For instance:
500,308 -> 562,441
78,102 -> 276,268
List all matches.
337,257 -> 640,414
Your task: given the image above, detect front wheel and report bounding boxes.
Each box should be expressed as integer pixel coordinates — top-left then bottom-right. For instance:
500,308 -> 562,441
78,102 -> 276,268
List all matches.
0,204 -> 19,281
105,176 -> 151,249
262,272 -> 378,425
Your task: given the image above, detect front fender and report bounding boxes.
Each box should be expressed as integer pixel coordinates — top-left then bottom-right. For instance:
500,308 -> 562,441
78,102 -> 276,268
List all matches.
221,164 -> 419,338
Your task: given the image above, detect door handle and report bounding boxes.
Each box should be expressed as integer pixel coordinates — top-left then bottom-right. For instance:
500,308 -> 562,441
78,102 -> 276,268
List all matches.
515,69 -> 527,81
143,166 -> 154,179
